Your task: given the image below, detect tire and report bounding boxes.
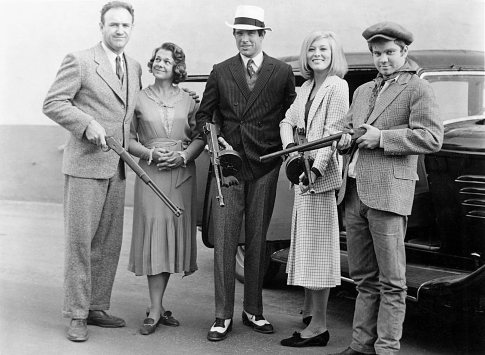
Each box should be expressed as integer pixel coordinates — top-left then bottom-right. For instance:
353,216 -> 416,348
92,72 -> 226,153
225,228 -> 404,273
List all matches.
235,243 -> 283,287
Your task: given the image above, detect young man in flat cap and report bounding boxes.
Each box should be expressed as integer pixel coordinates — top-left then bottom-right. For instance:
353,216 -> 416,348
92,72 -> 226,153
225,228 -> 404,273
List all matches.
329,22 -> 443,355
196,5 -> 296,342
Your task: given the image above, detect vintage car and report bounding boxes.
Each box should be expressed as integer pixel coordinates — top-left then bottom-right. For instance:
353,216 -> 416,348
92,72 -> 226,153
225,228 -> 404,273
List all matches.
189,50 -> 485,338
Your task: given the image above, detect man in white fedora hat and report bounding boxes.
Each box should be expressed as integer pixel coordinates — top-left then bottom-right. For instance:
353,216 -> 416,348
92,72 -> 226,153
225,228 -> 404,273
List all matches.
197,4 -> 296,342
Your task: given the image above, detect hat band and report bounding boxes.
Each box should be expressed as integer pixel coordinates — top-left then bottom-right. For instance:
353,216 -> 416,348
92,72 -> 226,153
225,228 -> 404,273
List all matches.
234,17 -> 265,28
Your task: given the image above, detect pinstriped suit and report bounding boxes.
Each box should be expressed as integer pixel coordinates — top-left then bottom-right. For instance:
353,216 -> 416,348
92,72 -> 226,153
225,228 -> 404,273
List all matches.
43,42 -> 142,319
336,70 -> 443,354
196,53 -> 296,319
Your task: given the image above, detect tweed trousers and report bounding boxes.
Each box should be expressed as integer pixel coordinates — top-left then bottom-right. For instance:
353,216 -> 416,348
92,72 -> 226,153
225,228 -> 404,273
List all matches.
345,178 -> 407,355
213,163 -> 280,319
63,162 -> 125,319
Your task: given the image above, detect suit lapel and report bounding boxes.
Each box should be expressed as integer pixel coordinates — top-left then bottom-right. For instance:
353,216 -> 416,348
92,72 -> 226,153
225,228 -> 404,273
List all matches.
243,54 -> 275,116
306,76 -> 334,131
366,75 -> 410,126
125,54 -> 139,113
94,43 -> 125,104
229,55 -> 251,101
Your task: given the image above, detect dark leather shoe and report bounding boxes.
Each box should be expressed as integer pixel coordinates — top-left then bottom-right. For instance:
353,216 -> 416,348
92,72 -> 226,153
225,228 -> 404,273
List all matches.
87,310 -> 126,328
242,311 -> 274,334
303,316 -> 312,325
67,318 -> 88,342
160,311 -> 180,327
327,347 -> 373,355
140,318 -> 159,335
207,318 -> 232,341
281,330 -> 329,347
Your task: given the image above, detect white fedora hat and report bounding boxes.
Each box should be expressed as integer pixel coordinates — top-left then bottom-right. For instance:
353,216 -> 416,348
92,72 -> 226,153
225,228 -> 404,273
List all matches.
225,5 -> 272,31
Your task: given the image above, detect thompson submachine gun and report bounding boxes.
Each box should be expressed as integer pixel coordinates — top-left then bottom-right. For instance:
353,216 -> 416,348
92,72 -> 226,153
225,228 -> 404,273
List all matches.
260,128 -> 367,162
285,127 -> 316,193
204,122 -> 243,207
105,136 -> 183,217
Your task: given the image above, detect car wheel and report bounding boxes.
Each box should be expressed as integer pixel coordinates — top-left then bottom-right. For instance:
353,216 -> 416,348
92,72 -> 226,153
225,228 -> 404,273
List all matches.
235,243 -> 282,287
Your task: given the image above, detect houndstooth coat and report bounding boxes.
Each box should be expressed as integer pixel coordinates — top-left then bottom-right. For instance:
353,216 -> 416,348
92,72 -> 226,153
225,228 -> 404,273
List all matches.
280,75 -> 349,288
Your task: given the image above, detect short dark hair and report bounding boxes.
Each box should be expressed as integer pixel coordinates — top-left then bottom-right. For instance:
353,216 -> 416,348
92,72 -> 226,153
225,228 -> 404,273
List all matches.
368,38 -> 407,53
147,42 -> 187,84
232,29 -> 266,37
100,1 -> 134,24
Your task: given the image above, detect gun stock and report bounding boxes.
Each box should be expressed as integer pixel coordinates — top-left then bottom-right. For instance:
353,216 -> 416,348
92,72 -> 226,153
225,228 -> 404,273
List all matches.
105,137 -> 183,217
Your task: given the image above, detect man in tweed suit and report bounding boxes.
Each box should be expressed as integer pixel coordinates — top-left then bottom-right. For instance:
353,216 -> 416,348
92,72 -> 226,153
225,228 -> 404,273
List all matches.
42,1 -> 142,342
329,23 -> 443,355
196,5 -> 296,341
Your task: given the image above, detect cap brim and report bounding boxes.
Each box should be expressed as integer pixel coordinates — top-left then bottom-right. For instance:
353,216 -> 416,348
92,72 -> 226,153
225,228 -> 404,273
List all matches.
366,34 -> 396,42
225,21 -> 272,31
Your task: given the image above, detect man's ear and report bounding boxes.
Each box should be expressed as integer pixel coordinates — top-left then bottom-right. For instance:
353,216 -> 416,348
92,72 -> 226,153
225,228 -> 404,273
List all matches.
402,45 -> 409,58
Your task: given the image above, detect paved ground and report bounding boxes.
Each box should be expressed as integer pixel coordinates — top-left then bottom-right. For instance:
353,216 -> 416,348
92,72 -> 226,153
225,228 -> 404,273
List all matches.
0,200 -> 482,355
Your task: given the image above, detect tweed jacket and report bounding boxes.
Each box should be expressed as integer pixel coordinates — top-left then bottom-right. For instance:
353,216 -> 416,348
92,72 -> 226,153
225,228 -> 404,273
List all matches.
196,53 -> 296,180
280,76 -> 349,194
336,72 -> 443,216
43,42 -> 142,179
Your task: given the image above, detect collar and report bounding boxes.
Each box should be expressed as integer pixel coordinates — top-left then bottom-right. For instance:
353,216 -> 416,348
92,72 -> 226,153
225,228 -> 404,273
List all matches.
240,51 -> 264,69
101,41 -> 124,72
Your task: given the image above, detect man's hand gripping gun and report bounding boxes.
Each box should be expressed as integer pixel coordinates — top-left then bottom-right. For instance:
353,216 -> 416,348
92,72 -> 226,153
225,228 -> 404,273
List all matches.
105,137 -> 183,217
204,123 -> 243,207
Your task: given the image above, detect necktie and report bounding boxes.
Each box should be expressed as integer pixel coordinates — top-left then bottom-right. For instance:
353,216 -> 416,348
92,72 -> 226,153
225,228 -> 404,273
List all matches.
365,61 -> 416,122
247,59 -> 256,78
116,55 -> 124,84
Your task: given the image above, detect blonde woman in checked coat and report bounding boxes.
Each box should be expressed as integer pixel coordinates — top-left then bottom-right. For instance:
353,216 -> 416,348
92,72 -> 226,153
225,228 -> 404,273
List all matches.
279,30 -> 349,348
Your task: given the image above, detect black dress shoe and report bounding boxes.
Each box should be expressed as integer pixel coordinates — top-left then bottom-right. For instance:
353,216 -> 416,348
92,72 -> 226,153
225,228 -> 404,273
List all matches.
242,311 -> 274,334
140,317 -> 159,335
87,310 -> 126,328
281,330 -> 329,347
207,318 -> 232,341
160,311 -> 180,327
67,318 -> 88,342
326,347 -> 373,355
302,316 -> 312,325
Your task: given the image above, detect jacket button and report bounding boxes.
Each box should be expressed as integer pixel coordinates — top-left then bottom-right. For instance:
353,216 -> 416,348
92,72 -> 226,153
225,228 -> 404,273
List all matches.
265,103 -> 269,107
234,102 -> 239,106
121,104 -> 125,109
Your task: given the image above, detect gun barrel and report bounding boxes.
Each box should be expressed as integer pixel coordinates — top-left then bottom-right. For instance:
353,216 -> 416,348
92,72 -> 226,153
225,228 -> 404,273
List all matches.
106,137 -> 183,217
260,129 -> 358,161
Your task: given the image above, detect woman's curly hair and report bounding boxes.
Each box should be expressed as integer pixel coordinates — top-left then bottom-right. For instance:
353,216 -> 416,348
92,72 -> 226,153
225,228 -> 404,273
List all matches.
147,42 -> 187,84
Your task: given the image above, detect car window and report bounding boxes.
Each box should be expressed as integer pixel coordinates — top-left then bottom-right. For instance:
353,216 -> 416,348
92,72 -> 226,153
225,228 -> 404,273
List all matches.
422,72 -> 485,121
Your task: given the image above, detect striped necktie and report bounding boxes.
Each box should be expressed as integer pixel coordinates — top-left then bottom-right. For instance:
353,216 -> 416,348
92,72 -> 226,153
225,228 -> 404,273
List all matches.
247,59 -> 256,78
116,55 -> 124,84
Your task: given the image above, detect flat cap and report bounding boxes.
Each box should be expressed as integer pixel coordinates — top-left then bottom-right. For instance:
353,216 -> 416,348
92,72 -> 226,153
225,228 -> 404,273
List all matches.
362,21 -> 414,45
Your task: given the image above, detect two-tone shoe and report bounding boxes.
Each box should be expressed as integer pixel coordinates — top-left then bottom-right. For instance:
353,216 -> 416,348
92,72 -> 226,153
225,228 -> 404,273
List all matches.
207,318 -> 232,341
67,318 -> 89,342
242,311 -> 274,334
86,310 -> 126,328
280,330 -> 330,347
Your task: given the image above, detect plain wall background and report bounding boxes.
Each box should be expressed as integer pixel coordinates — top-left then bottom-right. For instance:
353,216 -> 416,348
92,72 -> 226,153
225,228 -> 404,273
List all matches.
0,0 -> 483,126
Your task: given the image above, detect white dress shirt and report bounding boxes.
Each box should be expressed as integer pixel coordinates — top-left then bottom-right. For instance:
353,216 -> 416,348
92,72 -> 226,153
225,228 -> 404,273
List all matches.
101,41 -> 124,81
240,51 -> 264,73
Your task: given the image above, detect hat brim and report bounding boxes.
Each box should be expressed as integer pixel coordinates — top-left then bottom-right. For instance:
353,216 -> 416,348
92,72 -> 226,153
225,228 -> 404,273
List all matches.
366,34 -> 396,42
225,21 -> 272,31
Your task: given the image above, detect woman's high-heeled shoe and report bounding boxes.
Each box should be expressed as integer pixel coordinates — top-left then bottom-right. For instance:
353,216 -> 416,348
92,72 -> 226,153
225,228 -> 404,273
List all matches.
146,307 -> 180,327
280,330 -> 330,347
140,317 -> 159,335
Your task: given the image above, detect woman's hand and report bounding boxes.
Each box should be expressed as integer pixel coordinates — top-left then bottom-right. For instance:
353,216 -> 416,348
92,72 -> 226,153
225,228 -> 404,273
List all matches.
155,149 -> 184,170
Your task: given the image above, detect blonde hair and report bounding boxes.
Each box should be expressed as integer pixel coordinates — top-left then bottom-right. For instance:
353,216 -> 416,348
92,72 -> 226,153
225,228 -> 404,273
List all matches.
299,30 -> 348,80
